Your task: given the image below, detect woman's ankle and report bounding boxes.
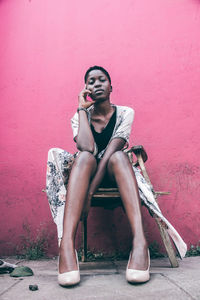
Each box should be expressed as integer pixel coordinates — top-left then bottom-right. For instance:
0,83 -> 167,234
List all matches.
59,244 -> 77,273
132,237 -> 148,250
59,237 -> 74,250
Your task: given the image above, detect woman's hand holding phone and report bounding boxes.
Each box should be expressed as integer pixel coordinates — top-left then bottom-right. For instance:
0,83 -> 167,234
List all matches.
78,86 -> 95,109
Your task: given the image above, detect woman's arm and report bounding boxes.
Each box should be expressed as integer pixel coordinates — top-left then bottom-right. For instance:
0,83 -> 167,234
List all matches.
75,88 -> 95,153
88,107 -> 135,196
76,110 -> 95,153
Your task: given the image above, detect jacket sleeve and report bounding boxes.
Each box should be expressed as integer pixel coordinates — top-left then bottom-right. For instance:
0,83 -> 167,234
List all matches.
70,112 -> 79,142
111,107 -> 134,148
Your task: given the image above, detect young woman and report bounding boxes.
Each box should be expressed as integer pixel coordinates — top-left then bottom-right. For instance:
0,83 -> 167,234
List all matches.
46,66 -> 187,287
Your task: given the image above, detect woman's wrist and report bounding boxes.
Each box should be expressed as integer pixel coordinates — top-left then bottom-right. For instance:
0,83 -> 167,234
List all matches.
77,107 -> 88,114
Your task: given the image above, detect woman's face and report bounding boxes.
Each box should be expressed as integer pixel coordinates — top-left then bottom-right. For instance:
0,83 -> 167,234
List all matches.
86,70 -> 112,102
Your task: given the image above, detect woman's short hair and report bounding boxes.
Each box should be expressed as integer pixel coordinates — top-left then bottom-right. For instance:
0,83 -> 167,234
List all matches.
84,66 -> 111,84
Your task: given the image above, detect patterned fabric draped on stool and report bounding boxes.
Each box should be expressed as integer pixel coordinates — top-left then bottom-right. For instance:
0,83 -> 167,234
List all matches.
46,145 -> 187,267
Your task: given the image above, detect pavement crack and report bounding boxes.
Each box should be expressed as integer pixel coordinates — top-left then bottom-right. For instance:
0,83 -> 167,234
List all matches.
160,273 -> 196,300
0,279 -> 23,296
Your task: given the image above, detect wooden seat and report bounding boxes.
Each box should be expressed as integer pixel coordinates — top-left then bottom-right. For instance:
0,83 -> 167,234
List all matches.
81,145 -> 179,267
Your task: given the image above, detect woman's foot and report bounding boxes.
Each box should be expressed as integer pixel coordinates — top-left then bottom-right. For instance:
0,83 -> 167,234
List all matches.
59,241 -> 78,273
126,243 -> 150,283
58,240 -> 80,286
127,245 -> 149,271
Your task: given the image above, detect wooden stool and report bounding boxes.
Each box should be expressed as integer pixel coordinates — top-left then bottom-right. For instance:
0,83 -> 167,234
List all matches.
81,145 -> 179,268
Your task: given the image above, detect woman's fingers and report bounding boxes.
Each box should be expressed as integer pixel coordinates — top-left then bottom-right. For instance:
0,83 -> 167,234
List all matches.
78,88 -> 94,109
79,98 -> 95,109
79,88 -> 91,100
82,89 -> 91,96
81,87 -> 91,94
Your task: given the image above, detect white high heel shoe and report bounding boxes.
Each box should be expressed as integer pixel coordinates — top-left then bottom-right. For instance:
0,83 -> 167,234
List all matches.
58,250 -> 80,286
126,249 -> 150,283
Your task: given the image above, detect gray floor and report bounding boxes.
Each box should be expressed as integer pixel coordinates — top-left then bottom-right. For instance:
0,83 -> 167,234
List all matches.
1,256 -> 200,300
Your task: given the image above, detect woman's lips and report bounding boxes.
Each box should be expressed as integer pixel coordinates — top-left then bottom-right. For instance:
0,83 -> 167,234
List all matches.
94,89 -> 104,94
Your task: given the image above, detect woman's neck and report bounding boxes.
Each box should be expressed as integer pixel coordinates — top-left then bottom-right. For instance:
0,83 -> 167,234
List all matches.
93,99 -> 113,116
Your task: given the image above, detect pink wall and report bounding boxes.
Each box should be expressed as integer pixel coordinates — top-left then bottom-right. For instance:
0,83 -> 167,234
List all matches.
1,0 -> 200,256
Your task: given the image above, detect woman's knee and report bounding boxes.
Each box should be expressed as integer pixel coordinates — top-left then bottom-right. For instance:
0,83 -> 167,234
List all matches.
108,151 -> 129,169
74,151 -> 96,168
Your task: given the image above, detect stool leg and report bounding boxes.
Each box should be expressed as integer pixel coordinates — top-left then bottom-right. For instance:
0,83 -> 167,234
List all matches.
81,217 -> 88,262
155,217 -> 179,268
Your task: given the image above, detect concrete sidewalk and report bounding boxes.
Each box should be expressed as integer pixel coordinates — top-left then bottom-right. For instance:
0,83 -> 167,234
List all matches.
0,256 -> 200,300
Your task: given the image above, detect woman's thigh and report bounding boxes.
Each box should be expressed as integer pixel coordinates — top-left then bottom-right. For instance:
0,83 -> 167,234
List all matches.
106,151 -> 132,180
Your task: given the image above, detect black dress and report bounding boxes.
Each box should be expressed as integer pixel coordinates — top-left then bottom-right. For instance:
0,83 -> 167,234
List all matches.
90,109 -> 117,187
90,108 -> 116,156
